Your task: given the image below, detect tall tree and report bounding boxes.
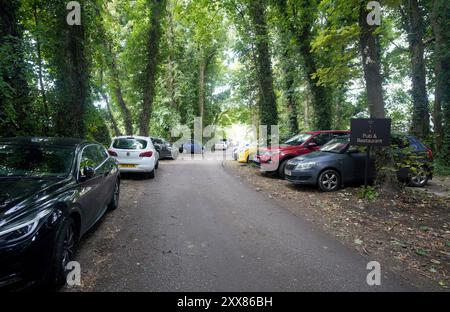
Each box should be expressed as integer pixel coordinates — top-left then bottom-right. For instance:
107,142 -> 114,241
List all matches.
139,0 -> 166,136
109,53 -> 134,135
431,0 -> 450,160
281,0 -> 332,130
359,1 -> 385,118
402,0 -> 430,139
49,0 -> 92,138
247,0 -> 278,129
0,0 -> 34,136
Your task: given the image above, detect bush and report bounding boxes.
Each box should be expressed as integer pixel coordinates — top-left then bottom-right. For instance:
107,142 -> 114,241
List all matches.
357,185 -> 379,201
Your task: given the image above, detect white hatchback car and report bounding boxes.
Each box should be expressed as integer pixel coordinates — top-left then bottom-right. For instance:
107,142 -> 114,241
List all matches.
214,140 -> 228,150
108,136 -> 159,178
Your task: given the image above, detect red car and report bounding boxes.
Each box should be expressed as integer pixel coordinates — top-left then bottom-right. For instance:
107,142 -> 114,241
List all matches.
258,130 -> 350,177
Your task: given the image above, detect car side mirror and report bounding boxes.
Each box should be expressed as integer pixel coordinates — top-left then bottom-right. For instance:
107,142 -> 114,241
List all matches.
306,142 -> 317,148
80,166 -> 95,181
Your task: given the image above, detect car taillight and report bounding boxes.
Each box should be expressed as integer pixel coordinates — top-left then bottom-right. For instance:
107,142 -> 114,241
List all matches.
139,151 -> 153,157
427,148 -> 433,160
108,150 -> 117,157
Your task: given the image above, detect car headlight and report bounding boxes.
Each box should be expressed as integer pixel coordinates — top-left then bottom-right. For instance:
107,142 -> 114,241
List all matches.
295,162 -> 317,170
0,208 -> 53,242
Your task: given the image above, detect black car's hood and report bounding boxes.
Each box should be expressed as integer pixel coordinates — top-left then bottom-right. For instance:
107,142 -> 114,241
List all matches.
0,177 -> 69,217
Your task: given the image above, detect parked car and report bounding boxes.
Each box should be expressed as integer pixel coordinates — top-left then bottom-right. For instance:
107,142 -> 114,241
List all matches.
214,139 -> 228,151
182,139 -> 204,154
0,137 -> 120,289
232,145 -> 242,160
284,134 -> 433,192
238,143 -> 258,163
258,130 -> 349,178
108,136 -> 159,178
151,137 -> 178,160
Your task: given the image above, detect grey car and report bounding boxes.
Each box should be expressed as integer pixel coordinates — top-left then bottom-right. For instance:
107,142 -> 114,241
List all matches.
284,135 -> 433,192
151,137 -> 178,160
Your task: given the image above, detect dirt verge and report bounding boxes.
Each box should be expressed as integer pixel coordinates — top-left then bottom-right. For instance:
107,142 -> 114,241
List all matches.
223,160 -> 450,291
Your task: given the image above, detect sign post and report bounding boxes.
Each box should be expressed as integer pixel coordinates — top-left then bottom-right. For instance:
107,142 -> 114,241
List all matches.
350,118 -> 391,188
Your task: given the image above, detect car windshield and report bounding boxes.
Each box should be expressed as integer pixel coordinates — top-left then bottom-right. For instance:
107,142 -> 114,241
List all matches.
0,144 -> 74,178
113,138 -> 147,150
320,138 -> 349,153
284,134 -> 312,146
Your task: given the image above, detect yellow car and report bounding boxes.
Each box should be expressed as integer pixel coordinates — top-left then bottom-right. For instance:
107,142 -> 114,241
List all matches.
238,144 -> 258,163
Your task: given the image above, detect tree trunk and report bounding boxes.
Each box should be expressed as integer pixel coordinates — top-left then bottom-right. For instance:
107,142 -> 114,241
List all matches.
0,0 -> 33,136
248,0 -> 278,131
359,1 -> 385,118
110,56 -> 133,135
431,0 -> 449,157
404,0 -> 430,139
276,7 -> 299,135
297,32 -> 331,130
278,0 -> 331,130
52,0 -> 90,138
198,58 -> 205,127
281,54 -> 299,135
139,0 -> 166,136
33,0 -> 49,135
101,92 -> 121,137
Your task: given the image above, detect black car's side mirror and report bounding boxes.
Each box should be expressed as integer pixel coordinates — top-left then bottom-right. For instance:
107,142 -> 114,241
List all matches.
80,166 -> 95,181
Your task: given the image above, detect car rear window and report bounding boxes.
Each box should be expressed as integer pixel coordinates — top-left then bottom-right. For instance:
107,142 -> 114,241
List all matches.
113,138 -> 147,150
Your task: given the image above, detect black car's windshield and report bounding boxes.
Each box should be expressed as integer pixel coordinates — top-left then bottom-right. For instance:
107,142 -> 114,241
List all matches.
284,134 -> 312,146
0,144 -> 75,178
320,138 -> 349,153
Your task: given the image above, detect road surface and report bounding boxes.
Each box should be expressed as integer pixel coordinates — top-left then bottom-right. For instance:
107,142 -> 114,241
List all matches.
68,153 -> 413,291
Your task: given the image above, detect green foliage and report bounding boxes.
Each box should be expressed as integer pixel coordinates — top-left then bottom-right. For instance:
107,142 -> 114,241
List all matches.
357,185 -> 379,201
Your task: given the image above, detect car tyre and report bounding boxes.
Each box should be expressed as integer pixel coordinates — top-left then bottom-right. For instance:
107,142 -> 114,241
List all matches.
318,169 -> 341,192
47,217 -> 78,287
155,159 -> 159,170
148,168 -> 155,179
277,159 -> 289,179
108,179 -> 120,211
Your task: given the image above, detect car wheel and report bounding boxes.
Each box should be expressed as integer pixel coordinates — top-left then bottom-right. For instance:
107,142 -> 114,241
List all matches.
277,159 -> 289,179
48,217 -> 78,286
318,169 -> 341,192
108,179 -> 120,211
148,168 -> 155,179
409,169 -> 428,187
155,159 -> 159,170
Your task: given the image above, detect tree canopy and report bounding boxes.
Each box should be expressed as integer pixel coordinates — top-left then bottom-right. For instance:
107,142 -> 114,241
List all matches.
0,0 -> 449,166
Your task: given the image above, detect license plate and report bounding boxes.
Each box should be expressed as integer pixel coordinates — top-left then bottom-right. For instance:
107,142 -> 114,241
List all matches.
285,169 -> 292,176
119,164 -> 137,168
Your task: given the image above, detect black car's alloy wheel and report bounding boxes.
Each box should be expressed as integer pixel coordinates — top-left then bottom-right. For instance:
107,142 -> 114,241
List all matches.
48,217 -> 78,286
318,170 -> 340,192
62,223 -> 76,271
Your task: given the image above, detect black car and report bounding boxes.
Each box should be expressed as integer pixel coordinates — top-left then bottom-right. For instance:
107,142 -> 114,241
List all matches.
284,134 -> 433,192
0,137 -> 120,289
151,137 -> 178,160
